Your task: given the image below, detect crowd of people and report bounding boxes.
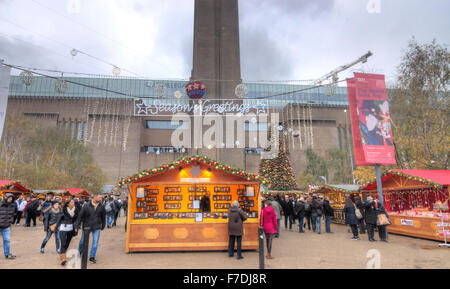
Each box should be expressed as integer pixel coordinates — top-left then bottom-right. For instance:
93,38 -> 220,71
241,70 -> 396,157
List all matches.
0,192 -> 128,265
227,193 -> 391,259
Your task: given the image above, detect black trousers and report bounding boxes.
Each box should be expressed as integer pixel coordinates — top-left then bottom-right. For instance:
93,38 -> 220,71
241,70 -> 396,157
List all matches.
305,213 -> 312,230
26,211 -> 36,226
358,218 -> 366,233
284,214 -> 293,229
59,231 -> 74,254
350,224 -> 359,238
367,224 -> 376,240
228,235 -> 242,257
113,211 -> 119,226
377,225 -> 387,241
13,211 -> 23,224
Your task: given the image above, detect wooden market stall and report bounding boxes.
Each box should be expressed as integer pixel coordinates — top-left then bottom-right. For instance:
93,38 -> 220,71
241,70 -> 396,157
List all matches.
360,170 -> 450,241
310,184 -> 361,224
63,188 -> 90,202
0,180 -> 32,198
119,156 -> 267,253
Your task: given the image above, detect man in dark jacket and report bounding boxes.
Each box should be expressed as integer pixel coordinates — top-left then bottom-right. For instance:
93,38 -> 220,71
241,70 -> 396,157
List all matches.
0,194 -> 17,259
75,193 -> 106,264
25,196 -> 39,227
294,197 -> 306,233
281,195 -> 295,230
323,197 -> 334,233
227,201 -> 248,259
364,196 -> 387,242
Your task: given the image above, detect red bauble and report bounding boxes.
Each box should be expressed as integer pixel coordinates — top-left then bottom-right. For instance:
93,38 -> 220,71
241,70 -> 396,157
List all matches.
185,80 -> 206,99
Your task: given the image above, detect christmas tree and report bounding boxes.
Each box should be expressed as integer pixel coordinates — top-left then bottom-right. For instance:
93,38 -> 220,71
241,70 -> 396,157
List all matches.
258,129 -> 298,190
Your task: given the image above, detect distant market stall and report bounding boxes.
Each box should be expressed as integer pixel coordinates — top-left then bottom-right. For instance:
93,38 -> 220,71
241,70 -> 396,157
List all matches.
310,184 -> 361,224
0,180 -> 32,197
118,155 -> 266,253
360,170 -> 450,241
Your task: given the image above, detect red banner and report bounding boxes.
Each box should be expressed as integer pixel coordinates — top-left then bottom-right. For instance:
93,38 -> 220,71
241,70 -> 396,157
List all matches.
347,73 -> 396,165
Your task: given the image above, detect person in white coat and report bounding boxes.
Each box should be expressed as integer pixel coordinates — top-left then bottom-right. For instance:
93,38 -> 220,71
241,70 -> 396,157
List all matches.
13,195 -> 27,225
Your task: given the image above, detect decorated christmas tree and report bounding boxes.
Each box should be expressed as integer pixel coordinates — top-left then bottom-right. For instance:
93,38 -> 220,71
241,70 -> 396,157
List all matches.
258,130 -> 298,190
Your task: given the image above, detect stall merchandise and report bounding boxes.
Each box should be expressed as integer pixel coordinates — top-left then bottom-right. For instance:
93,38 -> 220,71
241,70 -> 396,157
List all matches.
119,155 -> 266,253
360,169 -> 450,241
0,180 -> 32,198
310,184 -> 361,224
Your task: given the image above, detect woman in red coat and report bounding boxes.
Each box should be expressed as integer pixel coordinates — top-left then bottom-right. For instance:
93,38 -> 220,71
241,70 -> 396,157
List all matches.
260,200 -> 278,259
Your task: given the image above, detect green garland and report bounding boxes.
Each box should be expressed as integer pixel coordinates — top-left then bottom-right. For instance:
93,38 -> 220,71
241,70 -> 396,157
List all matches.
117,155 -> 268,187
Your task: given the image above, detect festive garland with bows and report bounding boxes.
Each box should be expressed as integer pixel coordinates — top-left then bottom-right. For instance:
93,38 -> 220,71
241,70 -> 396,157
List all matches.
117,155 -> 269,187
360,169 -> 444,190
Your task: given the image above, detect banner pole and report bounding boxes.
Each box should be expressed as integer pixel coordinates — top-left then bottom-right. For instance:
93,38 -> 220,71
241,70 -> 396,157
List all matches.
375,164 -> 388,240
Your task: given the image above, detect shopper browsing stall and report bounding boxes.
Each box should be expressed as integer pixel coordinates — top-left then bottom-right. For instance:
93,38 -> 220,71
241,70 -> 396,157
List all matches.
227,201 -> 248,259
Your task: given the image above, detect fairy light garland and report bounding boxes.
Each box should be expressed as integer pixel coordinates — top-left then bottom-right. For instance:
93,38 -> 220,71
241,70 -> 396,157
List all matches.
117,155 -> 269,187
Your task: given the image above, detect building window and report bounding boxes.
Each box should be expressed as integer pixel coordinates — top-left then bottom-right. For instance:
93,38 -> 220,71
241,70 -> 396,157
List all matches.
244,122 -> 268,132
57,120 -> 86,142
145,120 -> 188,130
141,146 -> 188,154
245,148 -> 263,155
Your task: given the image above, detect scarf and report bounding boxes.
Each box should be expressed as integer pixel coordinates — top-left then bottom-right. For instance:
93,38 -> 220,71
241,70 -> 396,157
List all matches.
67,206 -> 76,218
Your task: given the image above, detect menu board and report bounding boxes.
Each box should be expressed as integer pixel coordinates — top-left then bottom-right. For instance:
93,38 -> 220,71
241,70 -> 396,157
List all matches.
133,184 -> 258,220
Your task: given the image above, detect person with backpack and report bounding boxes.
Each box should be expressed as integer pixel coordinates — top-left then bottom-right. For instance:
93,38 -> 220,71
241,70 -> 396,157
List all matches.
310,195 -> 323,234
304,196 -> 312,231
227,201 -> 248,260
56,199 -> 79,266
0,194 -> 17,259
294,197 -> 306,233
40,201 -> 63,254
323,197 -> 334,233
343,198 -> 360,240
105,196 -> 116,229
113,196 -> 121,227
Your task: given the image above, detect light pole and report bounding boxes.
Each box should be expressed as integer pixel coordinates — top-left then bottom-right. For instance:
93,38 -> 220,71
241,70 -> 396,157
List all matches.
344,109 -> 356,184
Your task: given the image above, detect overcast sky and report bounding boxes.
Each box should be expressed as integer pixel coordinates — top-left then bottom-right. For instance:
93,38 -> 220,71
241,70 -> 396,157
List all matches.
0,0 -> 448,85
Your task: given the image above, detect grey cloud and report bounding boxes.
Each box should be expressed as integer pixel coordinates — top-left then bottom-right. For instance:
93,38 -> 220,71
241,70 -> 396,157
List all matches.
240,27 -> 294,80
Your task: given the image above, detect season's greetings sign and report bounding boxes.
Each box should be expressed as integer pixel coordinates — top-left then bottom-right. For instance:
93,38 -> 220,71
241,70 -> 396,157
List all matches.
347,73 -> 396,165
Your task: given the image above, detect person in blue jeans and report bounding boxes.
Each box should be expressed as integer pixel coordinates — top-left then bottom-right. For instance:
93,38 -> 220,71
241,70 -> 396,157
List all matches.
323,197 -> 334,233
105,197 -> 116,229
0,194 -> 17,259
311,195 -> 323,234
294,197 -> 306,233
75,193 -> 106,264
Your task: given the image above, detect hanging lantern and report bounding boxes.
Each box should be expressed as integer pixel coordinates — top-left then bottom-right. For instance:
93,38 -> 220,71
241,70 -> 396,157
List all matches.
292,129 -> 301,137
185,80 -> 205,99
112,66 -> 121,76
54,78 -> 68,94
19,70 -> 34,86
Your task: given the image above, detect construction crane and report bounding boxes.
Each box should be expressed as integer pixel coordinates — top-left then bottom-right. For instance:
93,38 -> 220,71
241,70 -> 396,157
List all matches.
315,51 -> 373,96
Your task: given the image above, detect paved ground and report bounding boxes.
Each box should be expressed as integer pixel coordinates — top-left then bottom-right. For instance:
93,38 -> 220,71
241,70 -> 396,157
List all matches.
1,215 -> 450,269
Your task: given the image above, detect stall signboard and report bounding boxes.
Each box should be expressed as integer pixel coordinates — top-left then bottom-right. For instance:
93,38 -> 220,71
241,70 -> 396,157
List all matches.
347,73 -> 396,165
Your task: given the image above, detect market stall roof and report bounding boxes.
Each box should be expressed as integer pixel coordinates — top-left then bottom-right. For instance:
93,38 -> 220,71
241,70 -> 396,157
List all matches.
118,155 -> 268,187
64,188 -> 89,197
34,190 -> 67,195
311,184 -> 361,195
360,169 -> 450,191
262,190 -> 308,195
0,180 -> 31,193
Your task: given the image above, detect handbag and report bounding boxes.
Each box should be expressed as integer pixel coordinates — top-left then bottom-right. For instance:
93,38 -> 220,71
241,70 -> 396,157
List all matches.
377,213 -> 391,226
353,204 -> 363,220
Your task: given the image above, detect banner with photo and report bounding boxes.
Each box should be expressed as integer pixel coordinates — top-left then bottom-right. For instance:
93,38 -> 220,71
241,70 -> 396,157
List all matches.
347,73 -> 396,165
0,65 -> 11,141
